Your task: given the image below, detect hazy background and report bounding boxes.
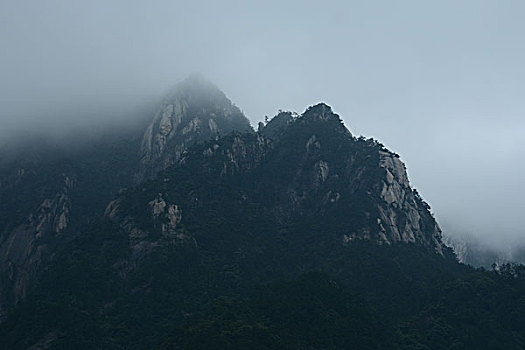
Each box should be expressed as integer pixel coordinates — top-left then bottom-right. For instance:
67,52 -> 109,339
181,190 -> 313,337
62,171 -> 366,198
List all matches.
1,0 -> 524,252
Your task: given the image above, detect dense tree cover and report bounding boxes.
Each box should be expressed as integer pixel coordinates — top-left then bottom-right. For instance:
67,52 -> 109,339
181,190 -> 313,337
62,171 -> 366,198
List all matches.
159,252 -> 525,350
159,272 -> 394,350
1,222 -> 524,349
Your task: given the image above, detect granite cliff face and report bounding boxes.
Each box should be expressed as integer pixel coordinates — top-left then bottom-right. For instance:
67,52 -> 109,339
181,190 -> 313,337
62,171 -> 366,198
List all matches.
0,171 -> 72,315
375,150 -> 442,251
137,74 -> 252,181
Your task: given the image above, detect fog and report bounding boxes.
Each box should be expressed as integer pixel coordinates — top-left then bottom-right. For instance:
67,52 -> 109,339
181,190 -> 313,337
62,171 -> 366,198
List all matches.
1,0 -> 524,253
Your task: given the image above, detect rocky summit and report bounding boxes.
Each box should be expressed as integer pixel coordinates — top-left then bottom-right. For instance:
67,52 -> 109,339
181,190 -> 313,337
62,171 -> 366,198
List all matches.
137,74 -> 252,181
0,76 -> 524,349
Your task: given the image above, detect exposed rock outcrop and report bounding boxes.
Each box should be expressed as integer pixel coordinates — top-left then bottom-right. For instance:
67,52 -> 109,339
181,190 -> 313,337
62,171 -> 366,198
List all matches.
376,151 -> 443,252
105,193 -> 194,276
137,74 -> 253,181
0,174 -> 73,316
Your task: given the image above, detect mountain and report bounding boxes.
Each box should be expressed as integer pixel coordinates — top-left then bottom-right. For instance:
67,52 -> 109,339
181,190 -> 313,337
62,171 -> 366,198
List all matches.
106,103 -> 446,273
0,76 -> 524,349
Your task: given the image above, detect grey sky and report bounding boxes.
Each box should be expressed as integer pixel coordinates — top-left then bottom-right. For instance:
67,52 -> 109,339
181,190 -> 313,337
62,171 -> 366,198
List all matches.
1,0 -> 524,249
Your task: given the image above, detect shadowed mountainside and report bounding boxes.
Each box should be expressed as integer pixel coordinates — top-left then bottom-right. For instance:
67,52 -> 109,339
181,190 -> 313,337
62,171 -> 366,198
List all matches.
0,76 -> 524,349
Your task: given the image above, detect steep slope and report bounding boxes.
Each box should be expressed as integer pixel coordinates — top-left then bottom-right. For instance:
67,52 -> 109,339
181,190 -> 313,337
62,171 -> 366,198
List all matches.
0,128 -> 143,317
137,74 -> 253,181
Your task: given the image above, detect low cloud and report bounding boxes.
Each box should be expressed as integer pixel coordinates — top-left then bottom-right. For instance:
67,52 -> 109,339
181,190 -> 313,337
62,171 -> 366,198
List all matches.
1,0 -> 524,253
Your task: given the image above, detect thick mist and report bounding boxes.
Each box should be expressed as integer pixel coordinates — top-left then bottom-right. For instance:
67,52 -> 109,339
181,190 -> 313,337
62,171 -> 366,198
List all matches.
1,0 -> 524,254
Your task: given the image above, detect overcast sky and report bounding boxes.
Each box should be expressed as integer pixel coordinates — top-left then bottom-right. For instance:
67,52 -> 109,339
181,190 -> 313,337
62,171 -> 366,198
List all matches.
1,0 -> 524,250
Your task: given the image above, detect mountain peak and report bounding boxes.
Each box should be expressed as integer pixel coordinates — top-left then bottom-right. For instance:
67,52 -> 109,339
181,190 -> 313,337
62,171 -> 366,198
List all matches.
259,103 -> 352,141
137,75 -> 252,181
302,103 -> 339,123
